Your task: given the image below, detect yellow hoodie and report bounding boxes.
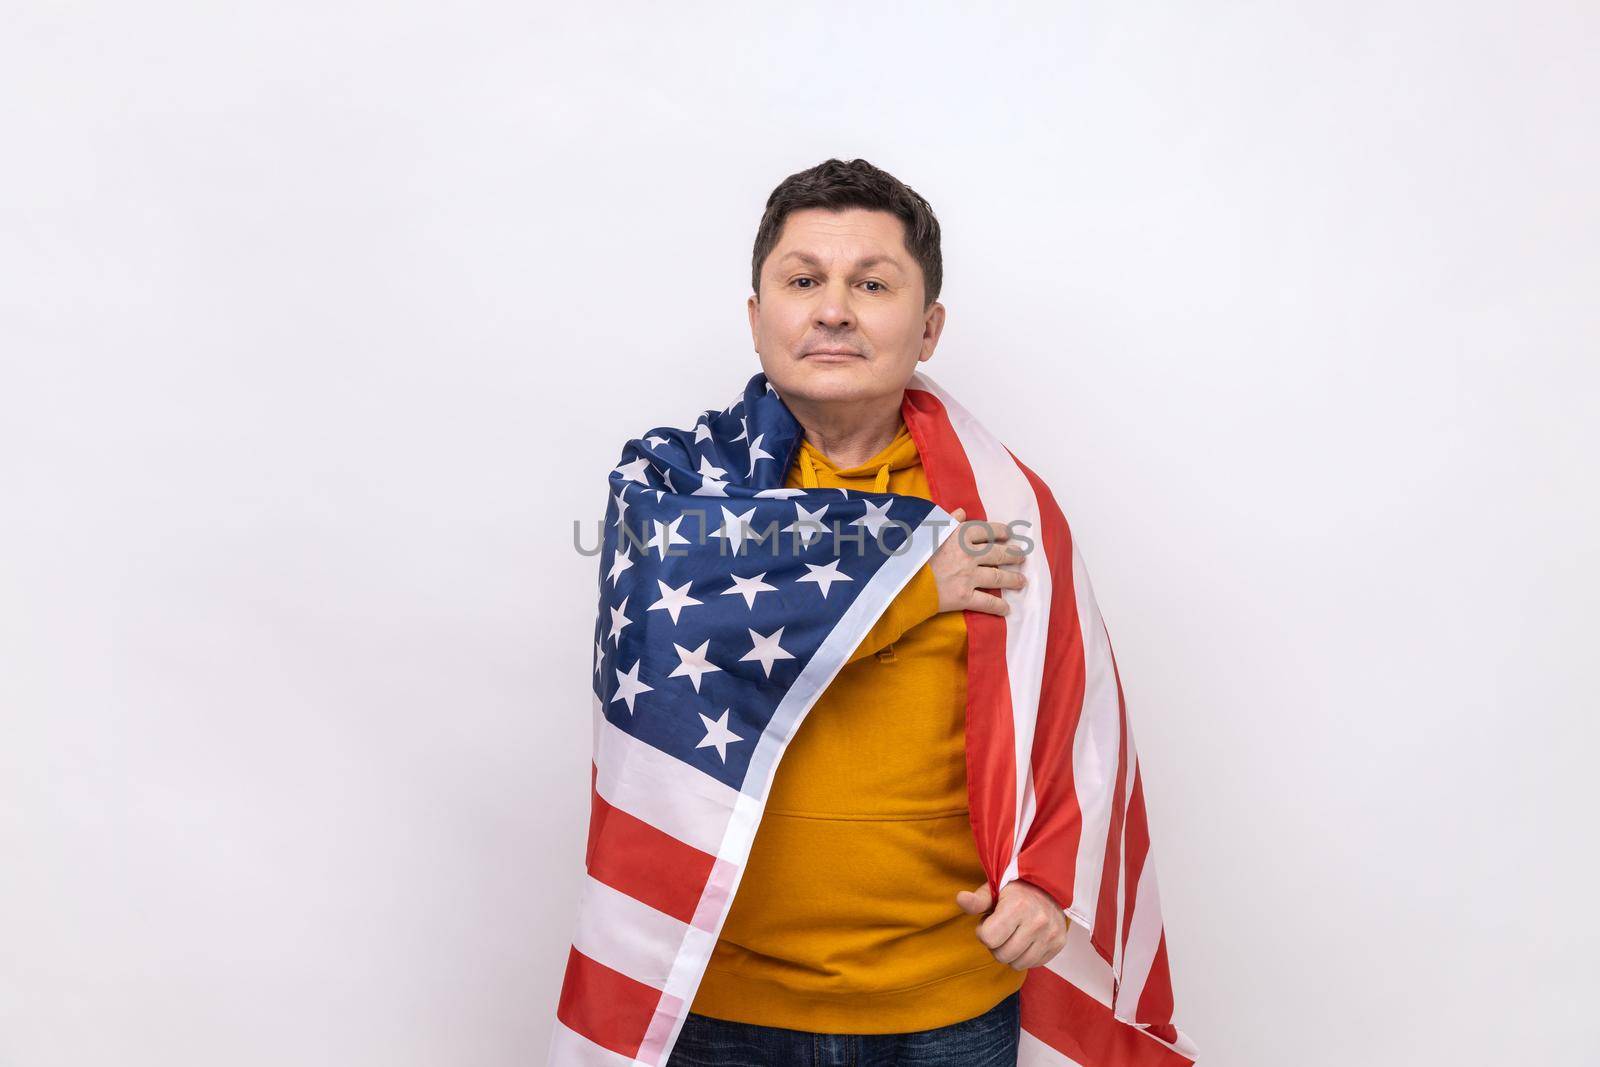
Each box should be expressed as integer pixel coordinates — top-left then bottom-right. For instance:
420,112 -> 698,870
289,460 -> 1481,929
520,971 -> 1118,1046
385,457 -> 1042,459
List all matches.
688,417 -> 1026,1033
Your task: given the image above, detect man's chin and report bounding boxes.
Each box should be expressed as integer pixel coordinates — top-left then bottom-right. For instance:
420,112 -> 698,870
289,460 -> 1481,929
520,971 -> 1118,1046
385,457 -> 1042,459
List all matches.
773,364 -> 880,402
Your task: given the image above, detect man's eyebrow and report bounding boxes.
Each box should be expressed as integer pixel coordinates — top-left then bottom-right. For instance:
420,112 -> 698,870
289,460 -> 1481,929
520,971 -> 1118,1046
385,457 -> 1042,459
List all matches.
776,251 -> 906,273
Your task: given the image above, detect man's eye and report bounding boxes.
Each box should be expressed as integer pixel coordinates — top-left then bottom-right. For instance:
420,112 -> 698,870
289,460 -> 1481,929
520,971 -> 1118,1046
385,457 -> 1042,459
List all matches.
793,278 -> 814,288
863,280 -> 884,292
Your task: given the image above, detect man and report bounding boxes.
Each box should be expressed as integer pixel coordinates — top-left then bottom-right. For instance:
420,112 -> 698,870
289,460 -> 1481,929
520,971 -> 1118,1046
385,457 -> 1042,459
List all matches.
667,158 -> 1067,1063
551,158 -> 1195,1067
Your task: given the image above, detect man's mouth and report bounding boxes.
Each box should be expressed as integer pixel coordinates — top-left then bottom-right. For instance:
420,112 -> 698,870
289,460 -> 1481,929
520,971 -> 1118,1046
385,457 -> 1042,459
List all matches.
803,348 -> 863,360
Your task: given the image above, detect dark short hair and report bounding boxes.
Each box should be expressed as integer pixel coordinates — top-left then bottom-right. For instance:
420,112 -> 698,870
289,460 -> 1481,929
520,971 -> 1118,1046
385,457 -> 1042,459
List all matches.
751,158 -> 943,309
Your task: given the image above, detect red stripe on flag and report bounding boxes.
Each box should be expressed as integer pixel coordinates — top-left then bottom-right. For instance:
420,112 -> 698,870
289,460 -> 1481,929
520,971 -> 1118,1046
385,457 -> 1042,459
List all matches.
1136,928 -> 1178,1028
586,773 -> 717,925
1120,764 -> 1151,956
1092,649 -> 1130,966
1021,965 -> 1195,1067
902,387 -> 1018,894
554,945 -> 660,1060
1010,454 -> 1089,922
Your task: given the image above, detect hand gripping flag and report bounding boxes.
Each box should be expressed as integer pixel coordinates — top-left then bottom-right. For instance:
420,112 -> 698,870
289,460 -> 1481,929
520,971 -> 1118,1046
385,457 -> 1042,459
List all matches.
549,369 -> 1197,1066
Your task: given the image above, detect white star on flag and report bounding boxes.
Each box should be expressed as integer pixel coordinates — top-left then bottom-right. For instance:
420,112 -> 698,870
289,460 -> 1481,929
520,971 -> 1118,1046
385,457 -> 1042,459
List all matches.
612,456 -> 652,485
606,542 -> 635,586
696,708 -> 744,762
697,456 -> 728,480
755,487 -> 806,498
797,558 -> 854,598
669,639 -> 722,692
648,578 -> 702,624
611,659 -> 652,714
645,434 -> 668,448
722,572 -> 778,609
741,627 -> 795,678
746,432 -> 773,476
708,505 -> 759,555
785,502 -> 830,548
607,595 -> 633,644
593,639 -> 603,676
694,421 -> 713,444
851,498 -> 897,537
647,515 -> 691,559
691,475 -> 729,497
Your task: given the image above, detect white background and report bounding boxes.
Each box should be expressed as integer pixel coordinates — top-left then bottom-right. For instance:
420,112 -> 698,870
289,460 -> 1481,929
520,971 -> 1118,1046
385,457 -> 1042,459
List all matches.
3,3 -> 1595,1064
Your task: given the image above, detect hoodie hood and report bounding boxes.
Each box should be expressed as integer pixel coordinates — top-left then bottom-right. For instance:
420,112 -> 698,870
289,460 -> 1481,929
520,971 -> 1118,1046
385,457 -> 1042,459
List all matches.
794,419 -> 920,493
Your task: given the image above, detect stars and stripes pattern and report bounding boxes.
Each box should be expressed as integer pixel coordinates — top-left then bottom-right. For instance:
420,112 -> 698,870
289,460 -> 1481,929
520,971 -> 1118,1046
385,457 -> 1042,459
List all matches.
549,369 -> 1197,1066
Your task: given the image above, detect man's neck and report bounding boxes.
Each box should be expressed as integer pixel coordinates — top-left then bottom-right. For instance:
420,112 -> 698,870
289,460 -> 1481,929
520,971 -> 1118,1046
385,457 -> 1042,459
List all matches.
785,393 -> 905,469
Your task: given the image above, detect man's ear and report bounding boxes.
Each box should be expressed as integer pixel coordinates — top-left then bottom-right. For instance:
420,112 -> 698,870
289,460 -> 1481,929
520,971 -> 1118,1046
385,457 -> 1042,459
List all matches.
747,293 -> 760,350
919,301 -> 946,362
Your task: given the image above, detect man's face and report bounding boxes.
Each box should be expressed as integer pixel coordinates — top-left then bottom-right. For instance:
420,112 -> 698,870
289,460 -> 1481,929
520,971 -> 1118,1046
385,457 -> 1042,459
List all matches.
748,207 -> 945,408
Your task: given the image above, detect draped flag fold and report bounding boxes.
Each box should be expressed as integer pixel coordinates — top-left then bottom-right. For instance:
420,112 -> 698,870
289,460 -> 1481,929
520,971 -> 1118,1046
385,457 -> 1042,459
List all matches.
549,369 -> 1197,1066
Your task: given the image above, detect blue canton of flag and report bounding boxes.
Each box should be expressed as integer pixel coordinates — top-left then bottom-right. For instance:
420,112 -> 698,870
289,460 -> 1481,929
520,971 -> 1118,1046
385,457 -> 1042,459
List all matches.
592,371 -> 944,793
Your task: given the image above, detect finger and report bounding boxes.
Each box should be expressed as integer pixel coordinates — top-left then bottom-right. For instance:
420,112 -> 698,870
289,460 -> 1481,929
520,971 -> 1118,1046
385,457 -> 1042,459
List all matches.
953,883 -> 992,921
965,590 -> 1010,616
976,909 -> 1021,952
1025,921 -> 1070,969
966,521 -> 1004,547
975,565 -> 1026,591
1032,926 -> 1071,969
960,519 -> 1006,547
1008,937 -> 1055,971
977,541 -> 1027,566
986,920 -> 1033,964
955,883 -> 992,915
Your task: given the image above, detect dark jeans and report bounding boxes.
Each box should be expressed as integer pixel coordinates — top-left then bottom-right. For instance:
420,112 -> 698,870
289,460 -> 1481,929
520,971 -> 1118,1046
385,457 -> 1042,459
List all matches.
665,989 -> 1021,1066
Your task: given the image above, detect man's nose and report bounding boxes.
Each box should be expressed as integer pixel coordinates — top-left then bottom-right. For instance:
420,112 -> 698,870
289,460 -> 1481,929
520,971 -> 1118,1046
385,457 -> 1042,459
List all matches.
813,278 -> 854,328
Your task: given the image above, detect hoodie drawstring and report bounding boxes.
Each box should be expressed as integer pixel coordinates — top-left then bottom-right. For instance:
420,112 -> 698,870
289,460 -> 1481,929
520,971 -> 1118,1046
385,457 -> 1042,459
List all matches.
799,447 -> 892,493
799,448 -> 819,488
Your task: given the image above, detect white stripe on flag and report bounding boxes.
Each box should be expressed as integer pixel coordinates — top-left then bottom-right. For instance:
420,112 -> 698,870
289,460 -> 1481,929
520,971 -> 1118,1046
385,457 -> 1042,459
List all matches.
1045,914 -> 1115,1007
1114,857 -> 1164,1020
1068,542 -> 1122,926
571,874 -> 686,990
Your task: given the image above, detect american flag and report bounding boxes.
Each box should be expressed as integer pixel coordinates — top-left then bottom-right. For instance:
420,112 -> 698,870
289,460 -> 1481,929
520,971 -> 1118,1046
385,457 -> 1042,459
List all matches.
549,369 -> 1197,1066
